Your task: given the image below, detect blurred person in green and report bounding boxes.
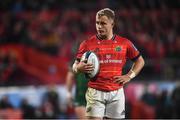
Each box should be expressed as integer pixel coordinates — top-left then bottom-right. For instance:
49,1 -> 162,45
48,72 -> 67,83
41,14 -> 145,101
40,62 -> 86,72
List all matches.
65,68 -> 88,119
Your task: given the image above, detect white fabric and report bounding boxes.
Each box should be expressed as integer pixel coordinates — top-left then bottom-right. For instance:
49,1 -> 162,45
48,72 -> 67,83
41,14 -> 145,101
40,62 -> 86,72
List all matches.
85,87 -> 125,119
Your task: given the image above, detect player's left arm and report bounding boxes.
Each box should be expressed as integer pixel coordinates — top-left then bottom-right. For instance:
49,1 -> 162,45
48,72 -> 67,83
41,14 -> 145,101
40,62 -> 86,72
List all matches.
127,55 -> 145,79
114,56 -> 145,84
114,41 -> 145,84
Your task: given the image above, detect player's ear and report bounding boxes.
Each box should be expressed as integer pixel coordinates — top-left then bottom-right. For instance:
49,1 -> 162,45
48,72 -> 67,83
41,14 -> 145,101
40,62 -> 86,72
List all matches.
112,22 -> 114,27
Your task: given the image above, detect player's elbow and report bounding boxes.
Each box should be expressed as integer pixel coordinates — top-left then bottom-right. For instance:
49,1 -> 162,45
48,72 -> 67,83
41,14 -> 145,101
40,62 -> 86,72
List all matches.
140,56 -> 145,67
137,56 -> 145,68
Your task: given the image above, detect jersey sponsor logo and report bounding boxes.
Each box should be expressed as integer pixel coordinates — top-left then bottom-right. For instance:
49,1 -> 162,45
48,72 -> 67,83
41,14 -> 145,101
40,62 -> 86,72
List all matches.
106,54 -> 111,59
115,46 -> 121,52
100,59 -> 122,64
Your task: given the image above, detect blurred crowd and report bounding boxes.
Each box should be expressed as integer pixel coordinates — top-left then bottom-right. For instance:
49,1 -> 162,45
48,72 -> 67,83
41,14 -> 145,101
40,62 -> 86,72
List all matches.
125,82 -> 180,119
0,0 -> 179,58
0,0 -> 179,81
0,86 -> 71,119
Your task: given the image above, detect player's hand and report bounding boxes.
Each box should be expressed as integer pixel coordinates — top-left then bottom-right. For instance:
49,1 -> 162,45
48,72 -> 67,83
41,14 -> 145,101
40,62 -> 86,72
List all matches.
77,59 -> 94,73
67,92 -> 73,108
113,74 -> 131,85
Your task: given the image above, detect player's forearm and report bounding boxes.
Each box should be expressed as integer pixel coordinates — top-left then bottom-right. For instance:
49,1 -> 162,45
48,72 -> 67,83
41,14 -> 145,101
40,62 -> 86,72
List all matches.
66,71 -> 74,92
127,56 -> 145,79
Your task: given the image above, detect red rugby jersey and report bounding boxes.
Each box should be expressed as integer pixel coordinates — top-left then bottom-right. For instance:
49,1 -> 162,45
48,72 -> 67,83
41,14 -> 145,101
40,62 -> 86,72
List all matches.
76,34 -> 140,91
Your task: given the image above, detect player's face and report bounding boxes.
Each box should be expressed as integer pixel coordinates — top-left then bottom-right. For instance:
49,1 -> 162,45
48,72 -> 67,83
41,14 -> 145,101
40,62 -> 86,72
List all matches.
96,15 -> 114,39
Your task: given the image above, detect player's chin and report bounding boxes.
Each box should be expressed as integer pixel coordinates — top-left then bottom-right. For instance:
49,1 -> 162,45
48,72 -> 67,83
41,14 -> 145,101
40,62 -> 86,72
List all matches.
98,33 -> 107,39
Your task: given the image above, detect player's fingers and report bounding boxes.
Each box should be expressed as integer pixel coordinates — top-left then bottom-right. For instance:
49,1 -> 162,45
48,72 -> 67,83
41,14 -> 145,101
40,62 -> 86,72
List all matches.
122,81 -> 128,84
113,76 -> 122,79
84,64 -> 94,70
86,64 -> 94,68
85,68 -> 94,72
114,78 -> 124,83
86,70 -> 93,73
115,81 -> 124,84
87,68 -> 94,71
84,65 -> 93,69
85,70 -> 93,73
85,65 -> 94,69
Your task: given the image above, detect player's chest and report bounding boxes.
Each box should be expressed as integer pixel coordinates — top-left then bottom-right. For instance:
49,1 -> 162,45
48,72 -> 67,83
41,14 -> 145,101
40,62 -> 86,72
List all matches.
87,41 -> 127,59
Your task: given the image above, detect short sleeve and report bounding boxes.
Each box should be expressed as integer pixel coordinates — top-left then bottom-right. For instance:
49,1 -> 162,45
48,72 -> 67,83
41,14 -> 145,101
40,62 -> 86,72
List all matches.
76,40 -> 87,60
126,40 -> 140,61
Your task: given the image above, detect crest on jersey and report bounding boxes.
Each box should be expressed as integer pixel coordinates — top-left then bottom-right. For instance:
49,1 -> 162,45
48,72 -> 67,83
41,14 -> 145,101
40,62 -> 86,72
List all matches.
115,46 -> 121,52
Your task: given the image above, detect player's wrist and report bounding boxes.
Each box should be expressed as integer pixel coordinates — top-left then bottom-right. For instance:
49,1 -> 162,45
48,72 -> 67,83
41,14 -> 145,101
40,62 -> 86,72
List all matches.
127,70 -> 136,79
67,91 -> 72,98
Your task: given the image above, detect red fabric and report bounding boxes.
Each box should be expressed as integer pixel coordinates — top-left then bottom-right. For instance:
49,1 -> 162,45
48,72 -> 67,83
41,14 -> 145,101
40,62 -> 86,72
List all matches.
1,63 -> 14,81
130,101 -> 155,119
0,44 -> 68,84
76,35 -> 139,91
0,109 -> 22,119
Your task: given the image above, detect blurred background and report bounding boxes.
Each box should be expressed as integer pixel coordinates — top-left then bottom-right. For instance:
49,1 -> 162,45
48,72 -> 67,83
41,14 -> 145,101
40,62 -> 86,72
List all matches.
0,0 -> 179,119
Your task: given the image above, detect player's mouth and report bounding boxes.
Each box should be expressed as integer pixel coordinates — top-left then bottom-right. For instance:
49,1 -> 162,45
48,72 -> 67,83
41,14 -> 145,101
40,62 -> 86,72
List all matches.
98,30 -> 105,34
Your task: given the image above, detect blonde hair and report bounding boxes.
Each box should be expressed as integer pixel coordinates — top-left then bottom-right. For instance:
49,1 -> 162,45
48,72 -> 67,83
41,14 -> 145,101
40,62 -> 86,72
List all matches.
96,8 -> 115,21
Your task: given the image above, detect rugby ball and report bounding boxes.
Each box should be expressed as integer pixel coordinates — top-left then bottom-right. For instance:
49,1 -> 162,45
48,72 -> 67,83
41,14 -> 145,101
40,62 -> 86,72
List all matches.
81,51 -> 100,78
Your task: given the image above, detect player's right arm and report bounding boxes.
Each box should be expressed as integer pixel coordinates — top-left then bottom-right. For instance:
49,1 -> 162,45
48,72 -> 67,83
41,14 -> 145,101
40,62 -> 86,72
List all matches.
73,40 -> 94,74
72,59 -> 94,74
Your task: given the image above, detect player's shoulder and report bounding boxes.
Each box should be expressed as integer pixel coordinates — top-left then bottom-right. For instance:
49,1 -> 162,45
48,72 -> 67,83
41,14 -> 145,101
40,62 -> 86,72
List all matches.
81,35 -> 97,45
85,35 -> 97,42
116,35 -> 129,42
79,35 -> 96,47
115,35 -> 132,44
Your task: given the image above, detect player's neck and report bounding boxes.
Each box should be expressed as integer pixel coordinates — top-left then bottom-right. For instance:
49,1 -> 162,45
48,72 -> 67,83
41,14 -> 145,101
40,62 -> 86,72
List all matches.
97,32 -> 114,40
107,32 -> 114,40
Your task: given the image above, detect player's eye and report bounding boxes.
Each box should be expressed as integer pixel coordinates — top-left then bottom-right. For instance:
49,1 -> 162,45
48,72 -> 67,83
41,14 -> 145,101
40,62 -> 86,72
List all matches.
96,21 -> 100,25
96,21 -> 106,26
100,22 -> 106,25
